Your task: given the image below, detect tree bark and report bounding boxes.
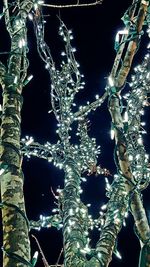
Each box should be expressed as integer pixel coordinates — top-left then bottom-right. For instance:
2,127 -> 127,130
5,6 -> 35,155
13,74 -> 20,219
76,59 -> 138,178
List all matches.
0,1 -> 33,266
109,95 -> 150,266
1,85 -> 30,266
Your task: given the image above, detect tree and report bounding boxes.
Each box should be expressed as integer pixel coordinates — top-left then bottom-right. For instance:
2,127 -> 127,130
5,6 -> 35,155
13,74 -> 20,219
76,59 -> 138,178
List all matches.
0,0 -> 150,267
0,1 -> 33,266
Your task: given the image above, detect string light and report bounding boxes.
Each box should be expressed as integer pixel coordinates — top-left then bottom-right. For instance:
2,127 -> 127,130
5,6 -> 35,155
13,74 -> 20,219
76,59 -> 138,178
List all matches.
115,29 -> 129,43
124,52 -> 150,189
32,251 -> 39,267
108,76 -> 114,87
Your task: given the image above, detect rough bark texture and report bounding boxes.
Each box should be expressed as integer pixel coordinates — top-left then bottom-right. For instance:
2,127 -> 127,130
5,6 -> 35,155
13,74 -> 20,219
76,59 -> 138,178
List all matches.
1,86 -> 30,267
108,2 -> 150,264
0,1 -> 33,266
115,2 -> 148,88
131,192 -> 150,243
109,95 -> 150,265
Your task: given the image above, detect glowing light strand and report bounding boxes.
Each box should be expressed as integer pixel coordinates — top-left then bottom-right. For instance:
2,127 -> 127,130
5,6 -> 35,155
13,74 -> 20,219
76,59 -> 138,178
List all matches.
124,52 -> 150,190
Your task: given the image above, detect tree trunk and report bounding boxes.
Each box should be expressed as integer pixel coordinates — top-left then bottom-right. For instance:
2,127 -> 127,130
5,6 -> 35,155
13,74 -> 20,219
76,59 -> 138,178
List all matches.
0,1 -> 33,265
1,84 -> 30,266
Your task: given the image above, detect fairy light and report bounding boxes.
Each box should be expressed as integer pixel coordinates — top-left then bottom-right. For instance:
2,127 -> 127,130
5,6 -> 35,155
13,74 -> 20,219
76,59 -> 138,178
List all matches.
0,13 -> 3,20
115,250 -> 122,260
124,111 -> 128,122
34,3 -> 38,10
0,168 -> 5,176
32,251 -> 39,266
110,129 -> 115,140
38,0 -> 44,4
28,13 -> 33,21
101,204 -> 107,211
123,50 -> 150,189
27,75 -> 33,82
115,29 -> 129,43
18,38 -> 26,48
105,177 -> 111,192
108,76 -> 114,87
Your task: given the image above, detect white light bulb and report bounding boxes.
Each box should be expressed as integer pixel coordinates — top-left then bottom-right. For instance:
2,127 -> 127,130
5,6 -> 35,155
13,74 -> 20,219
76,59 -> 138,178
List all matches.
0,168 -> 5,176
108,76 -> 114,87
124,111 -> 128,122
110,129 -> 115,140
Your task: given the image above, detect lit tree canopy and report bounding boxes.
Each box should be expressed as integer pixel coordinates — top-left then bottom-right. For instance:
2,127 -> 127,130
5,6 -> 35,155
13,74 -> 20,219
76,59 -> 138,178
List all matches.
1,0 -> 150,267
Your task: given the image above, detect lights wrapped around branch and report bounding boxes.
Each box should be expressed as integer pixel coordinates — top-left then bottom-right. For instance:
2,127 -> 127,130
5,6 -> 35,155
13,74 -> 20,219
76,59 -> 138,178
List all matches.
23,4 -> 150,266
30,214 -> 63,231
123,52 -> 150,190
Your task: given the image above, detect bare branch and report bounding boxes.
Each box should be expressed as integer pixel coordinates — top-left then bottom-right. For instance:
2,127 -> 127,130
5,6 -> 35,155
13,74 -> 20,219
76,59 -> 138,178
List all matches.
55,248 -> 63,267
42,0 -> 102,9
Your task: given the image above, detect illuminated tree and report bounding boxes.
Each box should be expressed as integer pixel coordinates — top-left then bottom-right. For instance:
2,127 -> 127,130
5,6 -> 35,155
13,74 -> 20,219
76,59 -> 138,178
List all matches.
1,0 -> 150,267
0,0 -> 35,266
22,1 -> 150,266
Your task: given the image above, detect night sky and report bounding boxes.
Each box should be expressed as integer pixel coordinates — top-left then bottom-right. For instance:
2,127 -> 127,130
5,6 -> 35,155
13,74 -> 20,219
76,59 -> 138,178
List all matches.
0,0 -> 150,266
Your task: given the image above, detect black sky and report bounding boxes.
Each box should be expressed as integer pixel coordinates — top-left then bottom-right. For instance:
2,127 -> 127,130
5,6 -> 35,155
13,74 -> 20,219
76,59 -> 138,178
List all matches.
0,0 -> 150,266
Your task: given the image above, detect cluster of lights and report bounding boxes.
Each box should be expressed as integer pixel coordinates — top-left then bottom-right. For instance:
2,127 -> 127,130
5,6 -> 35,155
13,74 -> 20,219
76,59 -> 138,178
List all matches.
21,137 -> 65,166
30,214 -> 62,231
123,53 -> 150,190
25,14 -> 103,176
0,1 -> 35,87
18,1 -> 150,266
104,2 -> 150,264
21,18 -> 110,265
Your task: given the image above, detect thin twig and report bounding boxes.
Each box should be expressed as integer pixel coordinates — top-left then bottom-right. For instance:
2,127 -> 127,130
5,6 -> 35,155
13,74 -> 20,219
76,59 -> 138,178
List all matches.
55,248 -> 63,267
41,0 -> 102,9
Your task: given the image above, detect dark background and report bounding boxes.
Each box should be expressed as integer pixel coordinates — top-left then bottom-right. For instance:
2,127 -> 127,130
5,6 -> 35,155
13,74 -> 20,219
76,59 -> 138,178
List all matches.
0,0 -> 150,266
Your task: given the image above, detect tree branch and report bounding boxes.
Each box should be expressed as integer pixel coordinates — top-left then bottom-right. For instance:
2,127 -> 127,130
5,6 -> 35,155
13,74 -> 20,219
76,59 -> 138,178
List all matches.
30,214 -> 62,230
42,0 -> 102,9
3,0 -> 12,35
115,0 -> 148,88
0,61 -> 6,89
107,1 -> 150,253
74,91 -> 107,120
21,138 -> 63,166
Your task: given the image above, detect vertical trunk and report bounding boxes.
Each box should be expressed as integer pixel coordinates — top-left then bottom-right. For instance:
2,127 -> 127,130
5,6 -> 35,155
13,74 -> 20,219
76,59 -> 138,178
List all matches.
63,158 -> 88,267
95,176 -> 129,267
108,1 -> 150,264
109,96 -> 150,265
1,84 -> 30,266
115,1 -> 148,87
62,158 -> 130,267
0,1 -> 33,265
